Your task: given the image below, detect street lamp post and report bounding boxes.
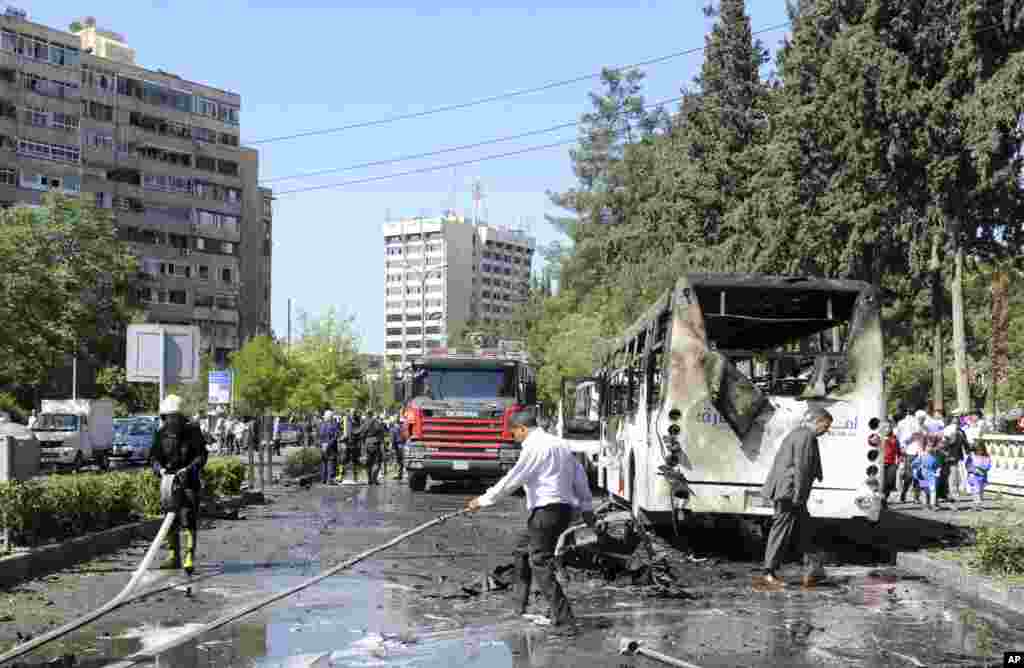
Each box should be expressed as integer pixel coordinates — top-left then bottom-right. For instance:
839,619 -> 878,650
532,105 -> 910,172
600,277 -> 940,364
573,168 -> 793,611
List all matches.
420,265 -> 447,358
400,260 -> 447,363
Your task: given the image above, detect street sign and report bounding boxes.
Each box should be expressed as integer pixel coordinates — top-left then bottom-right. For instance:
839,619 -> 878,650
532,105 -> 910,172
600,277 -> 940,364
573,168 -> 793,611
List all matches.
126,325 -> 200,400
208,370 -> 233,405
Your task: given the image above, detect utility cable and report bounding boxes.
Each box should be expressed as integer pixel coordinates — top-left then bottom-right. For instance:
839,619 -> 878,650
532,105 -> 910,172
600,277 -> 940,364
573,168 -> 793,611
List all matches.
274,139 -> 575,195
273,100 -> 766,195
260,95 -> 683,184
249,9 -> 1013,148
245,21 -> 792,145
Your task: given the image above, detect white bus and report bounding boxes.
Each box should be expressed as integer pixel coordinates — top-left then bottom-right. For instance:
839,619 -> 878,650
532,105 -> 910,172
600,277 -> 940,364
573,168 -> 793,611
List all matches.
569,274 -> 886,526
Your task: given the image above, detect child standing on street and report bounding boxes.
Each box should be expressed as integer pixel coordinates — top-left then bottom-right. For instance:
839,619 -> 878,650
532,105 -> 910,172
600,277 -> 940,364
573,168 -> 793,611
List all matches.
914,437 -> 943,510
965,443 -> 992,512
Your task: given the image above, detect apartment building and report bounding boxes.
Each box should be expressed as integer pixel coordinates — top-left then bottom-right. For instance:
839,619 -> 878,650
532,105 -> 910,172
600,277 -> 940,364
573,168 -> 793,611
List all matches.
0,12 -> 271,369
381,213 -> 535,365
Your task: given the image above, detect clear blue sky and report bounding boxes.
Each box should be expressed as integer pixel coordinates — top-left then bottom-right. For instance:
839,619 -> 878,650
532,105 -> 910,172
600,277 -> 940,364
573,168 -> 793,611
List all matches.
26,1 -> 790,354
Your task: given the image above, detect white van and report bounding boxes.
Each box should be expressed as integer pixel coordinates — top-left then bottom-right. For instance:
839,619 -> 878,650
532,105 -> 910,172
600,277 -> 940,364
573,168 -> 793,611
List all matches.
34,399 -> 115,471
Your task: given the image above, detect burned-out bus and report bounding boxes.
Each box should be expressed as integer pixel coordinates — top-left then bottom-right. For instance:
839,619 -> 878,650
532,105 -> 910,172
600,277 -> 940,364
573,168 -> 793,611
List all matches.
562,274 -> 885,526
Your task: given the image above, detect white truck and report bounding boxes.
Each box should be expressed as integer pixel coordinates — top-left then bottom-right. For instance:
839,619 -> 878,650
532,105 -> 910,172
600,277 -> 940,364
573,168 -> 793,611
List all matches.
33,399 -> 115,472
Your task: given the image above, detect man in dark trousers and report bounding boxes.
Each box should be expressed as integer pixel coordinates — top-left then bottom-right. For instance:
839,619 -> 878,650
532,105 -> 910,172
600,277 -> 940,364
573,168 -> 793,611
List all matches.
466,409 -> 595,631
151,395 -> 208,575
390,419 -> 405,480
318,410 -> 339,485
342,412 -> 364,482
362,414 -> 386,485
758,407 -> 832,589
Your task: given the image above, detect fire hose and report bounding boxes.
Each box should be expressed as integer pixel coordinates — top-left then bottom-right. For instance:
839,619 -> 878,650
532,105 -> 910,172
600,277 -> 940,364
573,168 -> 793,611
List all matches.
101,507 -> 472,668
0,512 -> 177,666
0,474 -> 190,666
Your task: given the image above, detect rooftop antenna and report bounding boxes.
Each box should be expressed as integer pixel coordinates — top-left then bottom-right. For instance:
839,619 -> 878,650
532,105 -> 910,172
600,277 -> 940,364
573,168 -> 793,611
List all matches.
449,168 -> 457,216
472,179 -> 482,226
385,207 -> 391,223
481,181 -> 489,224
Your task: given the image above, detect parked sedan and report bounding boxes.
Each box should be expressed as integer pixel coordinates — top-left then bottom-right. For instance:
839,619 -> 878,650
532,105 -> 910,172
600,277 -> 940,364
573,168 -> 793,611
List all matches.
276,422 -> 302,446
109,418 -> 157,465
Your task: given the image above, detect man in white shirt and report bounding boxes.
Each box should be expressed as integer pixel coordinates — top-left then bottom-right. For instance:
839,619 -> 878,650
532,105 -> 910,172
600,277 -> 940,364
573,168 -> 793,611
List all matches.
466,410 -> 595,629
925,408 -> 945,434
895,408 -> 925,450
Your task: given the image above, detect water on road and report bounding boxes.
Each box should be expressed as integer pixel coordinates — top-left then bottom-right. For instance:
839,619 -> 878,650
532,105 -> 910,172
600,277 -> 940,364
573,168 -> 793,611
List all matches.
93,483 -> 1024,668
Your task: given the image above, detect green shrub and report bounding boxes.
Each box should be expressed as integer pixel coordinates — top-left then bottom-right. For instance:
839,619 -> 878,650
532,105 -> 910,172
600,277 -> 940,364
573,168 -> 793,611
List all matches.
132,469 -> 163,518
202,457 -> 246,497
283,447 -> 321,478
972,526 -> 1024,577
0,462 -> 246,546
0,392 -> 26,423
0,472 -> 142,545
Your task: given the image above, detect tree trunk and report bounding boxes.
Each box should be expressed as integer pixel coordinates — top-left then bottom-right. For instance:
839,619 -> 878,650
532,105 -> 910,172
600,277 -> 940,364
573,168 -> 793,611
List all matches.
991,269 -> 1011,417
952,240 -> 969,414
930,233 -> 944,414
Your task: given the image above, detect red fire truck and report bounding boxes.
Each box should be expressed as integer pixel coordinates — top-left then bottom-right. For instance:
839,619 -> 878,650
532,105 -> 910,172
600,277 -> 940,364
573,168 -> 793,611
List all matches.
396,348 -> 537,492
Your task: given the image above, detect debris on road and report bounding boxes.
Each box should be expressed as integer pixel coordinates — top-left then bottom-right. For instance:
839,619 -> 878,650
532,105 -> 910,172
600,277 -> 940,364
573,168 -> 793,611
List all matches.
619,637 -> 706,668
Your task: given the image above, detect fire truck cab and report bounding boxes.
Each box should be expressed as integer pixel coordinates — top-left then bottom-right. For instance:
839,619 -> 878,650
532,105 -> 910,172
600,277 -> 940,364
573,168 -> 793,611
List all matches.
396,348 -> 537,492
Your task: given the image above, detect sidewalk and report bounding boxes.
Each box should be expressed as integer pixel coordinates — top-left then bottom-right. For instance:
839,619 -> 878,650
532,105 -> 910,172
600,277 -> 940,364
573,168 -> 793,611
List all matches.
888,493 -> 1024,616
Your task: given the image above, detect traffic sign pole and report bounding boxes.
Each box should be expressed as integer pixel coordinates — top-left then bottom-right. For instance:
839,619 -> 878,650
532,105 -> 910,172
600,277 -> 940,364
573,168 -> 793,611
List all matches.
158,329 -> 166,404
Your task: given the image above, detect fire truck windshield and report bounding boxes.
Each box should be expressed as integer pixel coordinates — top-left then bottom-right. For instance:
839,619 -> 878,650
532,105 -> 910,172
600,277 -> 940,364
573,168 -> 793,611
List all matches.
413,367 -> 516,401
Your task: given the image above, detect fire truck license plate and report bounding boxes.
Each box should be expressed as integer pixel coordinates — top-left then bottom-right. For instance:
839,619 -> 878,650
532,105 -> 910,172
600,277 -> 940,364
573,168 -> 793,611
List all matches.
445,410 -> 478,418
452,461 -> 470,470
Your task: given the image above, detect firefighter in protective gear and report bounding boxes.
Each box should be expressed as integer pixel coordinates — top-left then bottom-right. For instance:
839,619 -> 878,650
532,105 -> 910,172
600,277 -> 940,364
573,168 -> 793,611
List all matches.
152,394 -> 208,574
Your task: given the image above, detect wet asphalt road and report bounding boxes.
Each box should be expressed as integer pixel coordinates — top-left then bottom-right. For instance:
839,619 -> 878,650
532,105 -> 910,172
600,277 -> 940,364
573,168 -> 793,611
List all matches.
6,477 -> 1024,668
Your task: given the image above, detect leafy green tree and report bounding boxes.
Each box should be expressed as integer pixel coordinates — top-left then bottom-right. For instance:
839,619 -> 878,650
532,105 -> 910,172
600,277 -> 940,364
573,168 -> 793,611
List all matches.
95,366 -> 159,416
286,307 -> 363,414
230,336 -> 290,415
168,353 -> 213,417
0,194 -> 136,389
547,67 -> 668,298
0,392 -> 28,423
368,364 -> 399,413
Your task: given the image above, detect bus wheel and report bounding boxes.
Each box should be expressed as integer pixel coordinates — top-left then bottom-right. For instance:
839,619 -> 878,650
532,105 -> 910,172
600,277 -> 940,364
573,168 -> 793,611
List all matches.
408,473 -> 427,492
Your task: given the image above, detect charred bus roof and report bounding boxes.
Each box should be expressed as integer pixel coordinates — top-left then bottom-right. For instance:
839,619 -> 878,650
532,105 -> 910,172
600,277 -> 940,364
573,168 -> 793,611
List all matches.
612,273 -> 880,354
687,274 -> 876,350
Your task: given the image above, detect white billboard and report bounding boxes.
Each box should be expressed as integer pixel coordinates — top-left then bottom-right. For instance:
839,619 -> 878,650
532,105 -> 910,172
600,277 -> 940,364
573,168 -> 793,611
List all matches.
126,324 -> 200,385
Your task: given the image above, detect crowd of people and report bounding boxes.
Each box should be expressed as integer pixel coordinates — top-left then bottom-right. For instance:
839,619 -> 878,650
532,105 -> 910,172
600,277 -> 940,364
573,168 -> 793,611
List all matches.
205,415 -> 259,455
876,406 -> 993,511
314,410 -> 405,486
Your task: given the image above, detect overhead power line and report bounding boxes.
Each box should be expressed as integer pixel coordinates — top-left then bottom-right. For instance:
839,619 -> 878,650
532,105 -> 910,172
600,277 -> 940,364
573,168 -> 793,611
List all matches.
260,96 -> 684,184
274,140 -> 576,196
274,107 -> 695,196
247,20 -> 792,145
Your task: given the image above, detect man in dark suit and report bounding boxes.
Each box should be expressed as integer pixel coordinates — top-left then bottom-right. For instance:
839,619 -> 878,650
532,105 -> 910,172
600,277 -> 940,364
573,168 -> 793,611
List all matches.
758,407 -> 832,589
